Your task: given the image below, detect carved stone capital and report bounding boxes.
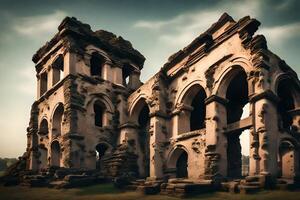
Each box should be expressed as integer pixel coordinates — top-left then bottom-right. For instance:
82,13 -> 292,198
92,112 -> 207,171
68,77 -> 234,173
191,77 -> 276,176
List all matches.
205,95 -> 228,105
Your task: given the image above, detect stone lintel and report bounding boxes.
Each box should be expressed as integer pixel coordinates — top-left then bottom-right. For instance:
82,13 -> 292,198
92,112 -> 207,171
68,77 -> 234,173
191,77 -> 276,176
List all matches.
205,95 -> 228,105
225,116 -> 252,133
118,122 -> 139,129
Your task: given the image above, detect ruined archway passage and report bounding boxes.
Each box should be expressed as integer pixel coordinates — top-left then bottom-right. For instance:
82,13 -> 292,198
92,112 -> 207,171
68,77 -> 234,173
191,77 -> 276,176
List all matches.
225,69 -> 250,178
95,143 -> 108,170
190,87 -> 206,131
168,147 -> 189,178
176,151 -> 188,178
52,103 -> 64,137
277,79 -> 295,131
138,103 -> 150,178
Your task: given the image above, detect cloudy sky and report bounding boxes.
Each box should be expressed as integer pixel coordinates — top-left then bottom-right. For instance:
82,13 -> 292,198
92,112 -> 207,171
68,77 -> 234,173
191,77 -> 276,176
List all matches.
0,0 -> 299,158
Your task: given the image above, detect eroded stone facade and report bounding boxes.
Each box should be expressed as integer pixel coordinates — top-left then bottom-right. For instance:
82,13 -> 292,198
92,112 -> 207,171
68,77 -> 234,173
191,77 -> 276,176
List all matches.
26,13 -> 300,187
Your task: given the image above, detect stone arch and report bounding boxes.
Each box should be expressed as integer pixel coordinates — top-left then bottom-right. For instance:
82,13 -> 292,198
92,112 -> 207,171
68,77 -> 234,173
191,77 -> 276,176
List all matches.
215,65 -> 251,178
215,65 -> 249,99
167,145 -> 189,178
38,118 -> 49,135
175,80 -> 206,106
50,140 -> 61,167
176,82 -> 207,133
90,52 -> 105,76
129,96 -> 151,177
51,103 -> 64,137
278,138 -> 299,179
86,94 -> 114,114
87,95 -> 114,127
95,142 -> 112,170
52,54 -> 64,85
128,93 -> 149,121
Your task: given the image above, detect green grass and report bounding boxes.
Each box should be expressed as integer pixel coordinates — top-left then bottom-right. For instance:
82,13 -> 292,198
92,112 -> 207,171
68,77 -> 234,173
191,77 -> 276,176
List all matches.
0,184 -> 300,200
0,171 -> 5,177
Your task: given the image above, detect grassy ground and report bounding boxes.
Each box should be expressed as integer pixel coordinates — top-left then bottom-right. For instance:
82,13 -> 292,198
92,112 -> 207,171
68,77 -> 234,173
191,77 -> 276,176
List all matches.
0,184 -> 300,200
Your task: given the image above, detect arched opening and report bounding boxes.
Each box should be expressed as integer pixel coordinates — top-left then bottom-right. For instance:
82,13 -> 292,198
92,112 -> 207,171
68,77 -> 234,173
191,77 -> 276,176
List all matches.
277,79 -> 296,131
226,70 -> 249,124
131,98 -> 150,178
168,147 -> 188,178
90,53 -> 105,76
137,102 -> 150,177
279,140 -> 297,179
179,84 -> 206,134
52,54 -> 64,85
50,141 -> 61,167
176,151 -> 188,178
225,69 -> 250,178
39,119 -> 49,135
190,87 -> 207,131
94,100 -> 106,127
40,72 -> 48,96
52,103 -> 64,137
122,63 -> 135,87
95,143 -> 109,170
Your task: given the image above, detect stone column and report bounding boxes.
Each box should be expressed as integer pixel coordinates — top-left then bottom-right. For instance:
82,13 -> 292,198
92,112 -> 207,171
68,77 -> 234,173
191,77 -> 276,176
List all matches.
247,71 -> 260,175
113,66 -> 123,85
128,70 -> 142,91
26,102 -> 39,170
102,61 -> 113,82
204,95 -> 227,179
148,113 -> 167,180
250,91 -> 280,178
62,75 -> 85,168
63,51 -> 76,76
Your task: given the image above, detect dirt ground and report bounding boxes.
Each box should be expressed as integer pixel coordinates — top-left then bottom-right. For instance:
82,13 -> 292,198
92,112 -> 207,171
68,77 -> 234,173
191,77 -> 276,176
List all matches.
1,183 -> 300,200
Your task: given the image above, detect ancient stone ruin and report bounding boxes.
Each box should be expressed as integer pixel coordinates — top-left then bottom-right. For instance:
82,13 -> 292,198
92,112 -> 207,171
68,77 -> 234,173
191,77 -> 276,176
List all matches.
4,13 -> 300,196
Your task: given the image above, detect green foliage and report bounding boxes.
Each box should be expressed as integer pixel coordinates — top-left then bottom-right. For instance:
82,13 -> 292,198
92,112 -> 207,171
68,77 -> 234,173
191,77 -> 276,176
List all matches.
0,158 -> 17,171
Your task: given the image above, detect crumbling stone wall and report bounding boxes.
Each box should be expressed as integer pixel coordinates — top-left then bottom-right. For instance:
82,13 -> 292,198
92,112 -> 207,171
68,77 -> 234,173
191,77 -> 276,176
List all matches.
24,14 -> 300,187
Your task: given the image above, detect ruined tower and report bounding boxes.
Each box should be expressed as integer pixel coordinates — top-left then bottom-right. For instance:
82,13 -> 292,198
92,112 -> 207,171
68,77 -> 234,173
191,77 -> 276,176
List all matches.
26,17 -> 145,173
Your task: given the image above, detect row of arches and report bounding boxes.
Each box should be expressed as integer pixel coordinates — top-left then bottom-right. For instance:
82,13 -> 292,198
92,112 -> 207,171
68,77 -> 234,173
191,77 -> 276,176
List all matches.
89,52 -> 137,86
128,65 -> 299,179
39,103 -> 64,137
39,54 -> 64,96
39,98 -> 111,138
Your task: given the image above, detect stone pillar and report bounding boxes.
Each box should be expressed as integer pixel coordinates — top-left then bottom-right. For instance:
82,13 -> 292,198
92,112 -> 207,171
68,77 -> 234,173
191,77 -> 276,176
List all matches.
103,61 -> 113,82
249,126 -> 260,175
113,66 -> 123,85
63,52 -> 76,76
204,95 -> 227,179
247,71 -> 260,175
62,75 -> 85,168
26,102 -> 39,170
250,91 -> 280,178
128,70 -> 142,91
148,113 -> 167,180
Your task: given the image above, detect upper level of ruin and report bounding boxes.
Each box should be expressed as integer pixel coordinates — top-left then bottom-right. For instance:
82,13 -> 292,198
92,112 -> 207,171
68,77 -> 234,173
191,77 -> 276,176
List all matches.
33,16 -> 145,71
